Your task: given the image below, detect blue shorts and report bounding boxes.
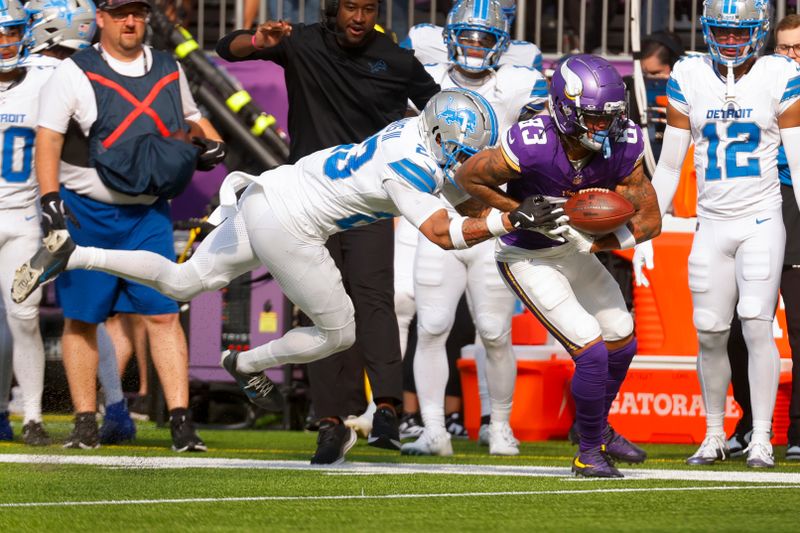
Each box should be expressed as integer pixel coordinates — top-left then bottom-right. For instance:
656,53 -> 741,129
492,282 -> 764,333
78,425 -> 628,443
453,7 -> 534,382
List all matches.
56,187 -> 179,323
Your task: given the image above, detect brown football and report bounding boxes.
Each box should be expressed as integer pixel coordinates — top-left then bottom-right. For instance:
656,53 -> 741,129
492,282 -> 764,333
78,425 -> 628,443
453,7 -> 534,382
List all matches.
563,188 -> 635,235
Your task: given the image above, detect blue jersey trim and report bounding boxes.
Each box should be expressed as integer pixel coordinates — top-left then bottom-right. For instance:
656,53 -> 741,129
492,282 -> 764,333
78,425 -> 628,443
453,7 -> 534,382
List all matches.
666,77 -> 687,105
782,85 -> 800,103
389,159 -> 437,193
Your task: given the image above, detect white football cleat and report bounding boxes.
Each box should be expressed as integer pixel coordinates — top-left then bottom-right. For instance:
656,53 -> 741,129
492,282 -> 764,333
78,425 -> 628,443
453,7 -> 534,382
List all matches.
745,438 -> 775,468
400,429 -> 453,456
686,433 -> 729,466
488,422 -> 519,456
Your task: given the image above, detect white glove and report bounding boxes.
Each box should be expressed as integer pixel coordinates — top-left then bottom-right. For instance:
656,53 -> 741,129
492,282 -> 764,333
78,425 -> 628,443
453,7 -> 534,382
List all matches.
548,224 -> 594,254
632,240 -> 655,287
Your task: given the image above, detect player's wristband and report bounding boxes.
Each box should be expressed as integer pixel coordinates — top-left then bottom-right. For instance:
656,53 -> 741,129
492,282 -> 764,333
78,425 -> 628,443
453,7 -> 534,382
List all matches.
251,33 -> 264,50
448,216 -> 469,250
613,225 -> 636,250
486,209 -> 509,237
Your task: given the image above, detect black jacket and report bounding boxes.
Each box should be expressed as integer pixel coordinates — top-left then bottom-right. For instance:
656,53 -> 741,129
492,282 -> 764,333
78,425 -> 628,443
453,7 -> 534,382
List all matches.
217,24 -> 440,163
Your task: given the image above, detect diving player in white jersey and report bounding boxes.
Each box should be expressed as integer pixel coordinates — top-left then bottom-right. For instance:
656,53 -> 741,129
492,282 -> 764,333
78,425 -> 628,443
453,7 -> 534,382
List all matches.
634,0 -> 800,468
12,88 -> 559,429
0,0 -> 57,445
400,0 -> 547,457
400,0 -> 542,71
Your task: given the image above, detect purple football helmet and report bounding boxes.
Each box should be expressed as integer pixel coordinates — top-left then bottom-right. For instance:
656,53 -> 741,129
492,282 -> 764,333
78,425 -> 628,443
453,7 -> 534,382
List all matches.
548,54 -> 627,157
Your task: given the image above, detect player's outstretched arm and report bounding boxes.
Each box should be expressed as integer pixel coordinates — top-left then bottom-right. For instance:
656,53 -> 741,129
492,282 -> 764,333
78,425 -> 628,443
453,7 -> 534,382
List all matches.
417,208 -> 512,251
592,161 -> 662,251
455,147 -> 521,212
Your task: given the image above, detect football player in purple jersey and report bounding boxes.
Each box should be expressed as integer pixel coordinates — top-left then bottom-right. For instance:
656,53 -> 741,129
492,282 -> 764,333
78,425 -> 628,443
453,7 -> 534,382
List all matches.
456,54 -> 662,478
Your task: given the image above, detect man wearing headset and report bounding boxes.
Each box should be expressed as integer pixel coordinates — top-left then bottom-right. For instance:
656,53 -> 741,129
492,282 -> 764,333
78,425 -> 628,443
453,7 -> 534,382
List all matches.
216,0 -> 440,465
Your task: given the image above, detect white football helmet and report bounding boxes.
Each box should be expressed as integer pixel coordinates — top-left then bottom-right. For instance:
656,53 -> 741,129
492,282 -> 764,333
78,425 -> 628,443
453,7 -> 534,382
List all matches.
700,0 -> 769,66
419,87 -> 498,184
0,0 -> 27,71
25,0 -> 96,54
444,0 -> 510,72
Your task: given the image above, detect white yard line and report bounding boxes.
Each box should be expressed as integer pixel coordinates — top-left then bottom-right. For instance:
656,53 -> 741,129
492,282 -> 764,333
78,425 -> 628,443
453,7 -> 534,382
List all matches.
1,485 -> 799,509
2,453 -> 800,484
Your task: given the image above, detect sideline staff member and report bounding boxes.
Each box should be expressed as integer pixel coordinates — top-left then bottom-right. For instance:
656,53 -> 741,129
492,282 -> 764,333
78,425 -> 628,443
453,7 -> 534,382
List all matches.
34,0 -> 220,451
216,0 -> 439,464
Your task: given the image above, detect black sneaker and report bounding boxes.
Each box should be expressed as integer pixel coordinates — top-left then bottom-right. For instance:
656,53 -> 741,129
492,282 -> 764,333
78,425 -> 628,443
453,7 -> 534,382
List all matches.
22,421 -> 51,446
368,406 -> 401,450
311,420 -> 357,465
63,413 -> 100,449
128,394 -> 151,421
220,350 -> 284,410
398,412 -> 424,440
727,429 -> 752,458
170,412 -> 207,452
445,412 -> 469,439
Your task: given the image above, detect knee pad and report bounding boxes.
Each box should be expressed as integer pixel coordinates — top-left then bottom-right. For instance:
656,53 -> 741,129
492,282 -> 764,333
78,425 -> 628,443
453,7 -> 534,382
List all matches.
601,311 -> 634,342
737,297 -> 764,321
417,307 -> 454,338
475,313 -> 510,345
163,263 -> 207,301
693,308 -> 728,334
5,313 -> 38,333
321,321 -> 356,354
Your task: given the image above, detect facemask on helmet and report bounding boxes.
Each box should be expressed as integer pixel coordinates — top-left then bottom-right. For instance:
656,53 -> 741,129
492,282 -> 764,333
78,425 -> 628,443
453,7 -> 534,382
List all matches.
420,87 -> 498,185
548,54 -> 627,159
25,0 -> 97,54
0,0 -> 28,72
444,0 -> 510,72
700,0 -> 769,67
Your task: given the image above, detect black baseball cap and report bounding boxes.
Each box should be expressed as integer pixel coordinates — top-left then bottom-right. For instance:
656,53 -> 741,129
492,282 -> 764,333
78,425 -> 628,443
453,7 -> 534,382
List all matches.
97,0 -> 151,10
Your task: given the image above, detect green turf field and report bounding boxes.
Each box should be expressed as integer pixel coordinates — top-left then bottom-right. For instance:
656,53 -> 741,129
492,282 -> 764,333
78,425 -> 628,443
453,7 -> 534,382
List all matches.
2,416 -> 799,532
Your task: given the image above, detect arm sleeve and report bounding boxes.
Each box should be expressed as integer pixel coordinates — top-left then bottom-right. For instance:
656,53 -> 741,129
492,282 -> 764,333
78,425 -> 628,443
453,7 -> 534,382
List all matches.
384,179 -> 447,228
407,57 -> 441,111
651,124 -> 692,217
215,28 -> 288,65
178,64 -> 202,122
780,126 -> 800,213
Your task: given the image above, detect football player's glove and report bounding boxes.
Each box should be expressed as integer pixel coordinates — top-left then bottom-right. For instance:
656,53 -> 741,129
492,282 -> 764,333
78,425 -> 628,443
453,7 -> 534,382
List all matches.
192,137 -> 227,171
40,191 -> 78,235
632,240 -> 654,287
508,195 -> 565,230
548,223 -> 594,254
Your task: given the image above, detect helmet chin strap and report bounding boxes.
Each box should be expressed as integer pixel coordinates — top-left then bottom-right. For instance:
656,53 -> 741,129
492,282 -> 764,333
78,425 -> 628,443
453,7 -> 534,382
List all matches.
725,59 -> 736,102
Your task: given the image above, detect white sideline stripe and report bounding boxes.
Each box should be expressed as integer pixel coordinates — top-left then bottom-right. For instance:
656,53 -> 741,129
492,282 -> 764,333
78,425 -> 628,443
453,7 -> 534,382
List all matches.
2,454 -> 800,484
1,485 -> 798,509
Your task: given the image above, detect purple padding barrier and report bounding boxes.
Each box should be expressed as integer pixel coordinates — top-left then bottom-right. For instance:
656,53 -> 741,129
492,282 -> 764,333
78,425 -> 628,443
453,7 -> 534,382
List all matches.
172,60 -> 289,220
188,267 -> 290,384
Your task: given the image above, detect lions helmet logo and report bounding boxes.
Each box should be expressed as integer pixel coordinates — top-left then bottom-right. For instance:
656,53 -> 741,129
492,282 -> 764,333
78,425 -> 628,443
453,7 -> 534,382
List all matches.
436,97 -> 478,135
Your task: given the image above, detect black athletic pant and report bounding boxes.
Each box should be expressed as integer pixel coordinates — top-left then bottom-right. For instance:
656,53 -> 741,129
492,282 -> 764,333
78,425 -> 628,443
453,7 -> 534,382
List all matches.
307,219 -> 403,419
